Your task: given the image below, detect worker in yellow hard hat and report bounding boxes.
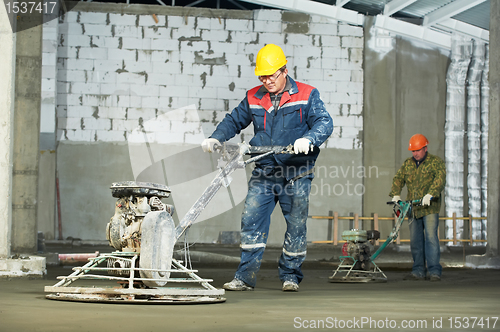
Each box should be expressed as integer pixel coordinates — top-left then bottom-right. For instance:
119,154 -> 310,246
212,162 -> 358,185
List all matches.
389,134 -> 446,281
201,44 -> 333,292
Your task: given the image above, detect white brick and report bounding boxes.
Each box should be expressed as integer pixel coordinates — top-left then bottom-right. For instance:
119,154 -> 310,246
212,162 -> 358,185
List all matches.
209,41 -> 238,54
65,58 -> 94,70
144,26 -> 171,39
83,24 -> 113,37
253,10 -> 282,22
79,12 -> 108,24
59,93 -> 83,106
337,58 -> 362,70
150,38 -> 178,51
98,106 -> 127,119
324,69 -> 351,81
338,24 -> 363,37
200,29 -> 229,42
94,60 -> 123,72
226,19 -> 253,32
168,16 -> 194,28
123,60 -> 153,73
81,94 -> 115,107
116,72 -> 148,85
96,130 -> 127,142
337,82 -> 363,93
331,92 -> 359,104
127,108 -> 156,120
321,46 -> 344,59
341,36 -> 364,48
67,105 -> 97,118
351,70 -> 363,82
78,47 -> 107,60
319,35 -> 341,47
172,27 -> 200,40
231,31 -> 258,44
57,81 -> 70,94
333,116 -> 356,127
187,86 -> 217,99
286,34 -> 314,46
253,21 -> 282,33
340,126 -> 361,138
180,40 -> 209,52
71,82 -> 100,94
65,117 -> 83,130
91,71 -> 117,84
42,65 -> 56,79
139,14 -> 166,26
109,13 -> 138,26
258,33 -> 285,46
137,50 -> 167,63
309,23 -> 338,36
293,45 -> 322,58
117,95 -> 142,108
64,129 -> 94,142
57,46 -> 78,58
62,35 -> 91,47
122,37 -> 152,50
159,85 -> 189,98
349,48 -> 363,63
196,17 -> 212,30
113,25 -> 142,38
82,117 -> 112,130
108,49 -> 136,61
147,73 -> 174,86
295,68 -> 324,80
224,53 -> 252,67
101,83 -> 130,95
112,119 -> 140,131
56,106 -> 67,118
89,36 -> 120,48
130,84 -> 159,97
174,74 -> 195,87
43,39 -> 58,53
151,61 -> 181,75
207,17 -> 224,31
59,23 -> 83,35
142,96 -> 160,108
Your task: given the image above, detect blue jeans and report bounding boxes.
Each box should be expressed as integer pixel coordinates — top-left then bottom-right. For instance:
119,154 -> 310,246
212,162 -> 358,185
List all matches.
234,168 -> 312,287
409,213 -> 442,277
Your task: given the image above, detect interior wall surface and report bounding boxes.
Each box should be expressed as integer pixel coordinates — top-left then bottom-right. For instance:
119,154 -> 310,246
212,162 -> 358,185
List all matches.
52,3 -> 364,244
363,17 -> 449,240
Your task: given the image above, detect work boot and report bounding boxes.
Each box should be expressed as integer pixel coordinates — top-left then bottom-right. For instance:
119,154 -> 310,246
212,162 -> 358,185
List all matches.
223,278 -> 253,291
403,273 -> 425,281
429,275 -> 441,282
282,280 -> 299,292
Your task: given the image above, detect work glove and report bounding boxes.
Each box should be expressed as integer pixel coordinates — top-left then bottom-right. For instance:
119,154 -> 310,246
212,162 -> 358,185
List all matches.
392,195 -> 401,203
294,138 -> 314,155
201,138 -> 221,153
422,194 -> 433,206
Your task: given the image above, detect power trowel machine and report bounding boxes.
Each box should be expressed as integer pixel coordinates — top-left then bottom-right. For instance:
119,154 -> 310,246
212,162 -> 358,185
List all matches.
45,143 -> 293,304
329,199 -> 421,283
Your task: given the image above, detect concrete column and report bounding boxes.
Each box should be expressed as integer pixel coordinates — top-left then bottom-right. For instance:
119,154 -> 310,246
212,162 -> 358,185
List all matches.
0,3 -> 16,258
466,1 -> 500,267
11,9 -> 43,253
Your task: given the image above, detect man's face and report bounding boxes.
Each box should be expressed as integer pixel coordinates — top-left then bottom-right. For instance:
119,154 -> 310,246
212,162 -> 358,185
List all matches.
412,146 -> 427,161
259,68 -> 288,94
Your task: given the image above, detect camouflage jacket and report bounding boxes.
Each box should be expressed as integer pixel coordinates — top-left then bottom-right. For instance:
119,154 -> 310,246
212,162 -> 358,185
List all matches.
389,153 -> 446,219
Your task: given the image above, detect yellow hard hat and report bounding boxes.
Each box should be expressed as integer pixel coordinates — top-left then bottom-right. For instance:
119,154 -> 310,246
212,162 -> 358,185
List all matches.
254,44 -> 287,76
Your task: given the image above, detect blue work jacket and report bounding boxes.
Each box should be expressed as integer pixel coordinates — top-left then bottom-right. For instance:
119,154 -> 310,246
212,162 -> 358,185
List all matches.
210,77 -> 333,180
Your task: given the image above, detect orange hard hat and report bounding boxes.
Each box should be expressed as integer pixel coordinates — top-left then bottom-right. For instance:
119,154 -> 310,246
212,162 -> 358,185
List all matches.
408,134 -> 429,151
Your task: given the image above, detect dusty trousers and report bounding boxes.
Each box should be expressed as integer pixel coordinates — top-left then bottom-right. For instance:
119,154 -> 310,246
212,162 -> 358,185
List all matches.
234,167 -> 312,287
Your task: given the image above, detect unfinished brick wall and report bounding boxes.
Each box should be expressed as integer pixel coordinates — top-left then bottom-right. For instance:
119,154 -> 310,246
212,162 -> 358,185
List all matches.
54,6 -> 363,149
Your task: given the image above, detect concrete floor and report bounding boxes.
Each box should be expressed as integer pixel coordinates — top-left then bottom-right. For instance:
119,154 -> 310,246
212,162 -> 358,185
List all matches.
1,252 -> 499,332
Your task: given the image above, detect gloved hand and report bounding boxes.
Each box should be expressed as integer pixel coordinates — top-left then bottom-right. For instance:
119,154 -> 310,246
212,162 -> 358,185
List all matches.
294,138 -> 313,155
201,138 -> 221,153
392,195 -> 401,203
422,194 -> 433,206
